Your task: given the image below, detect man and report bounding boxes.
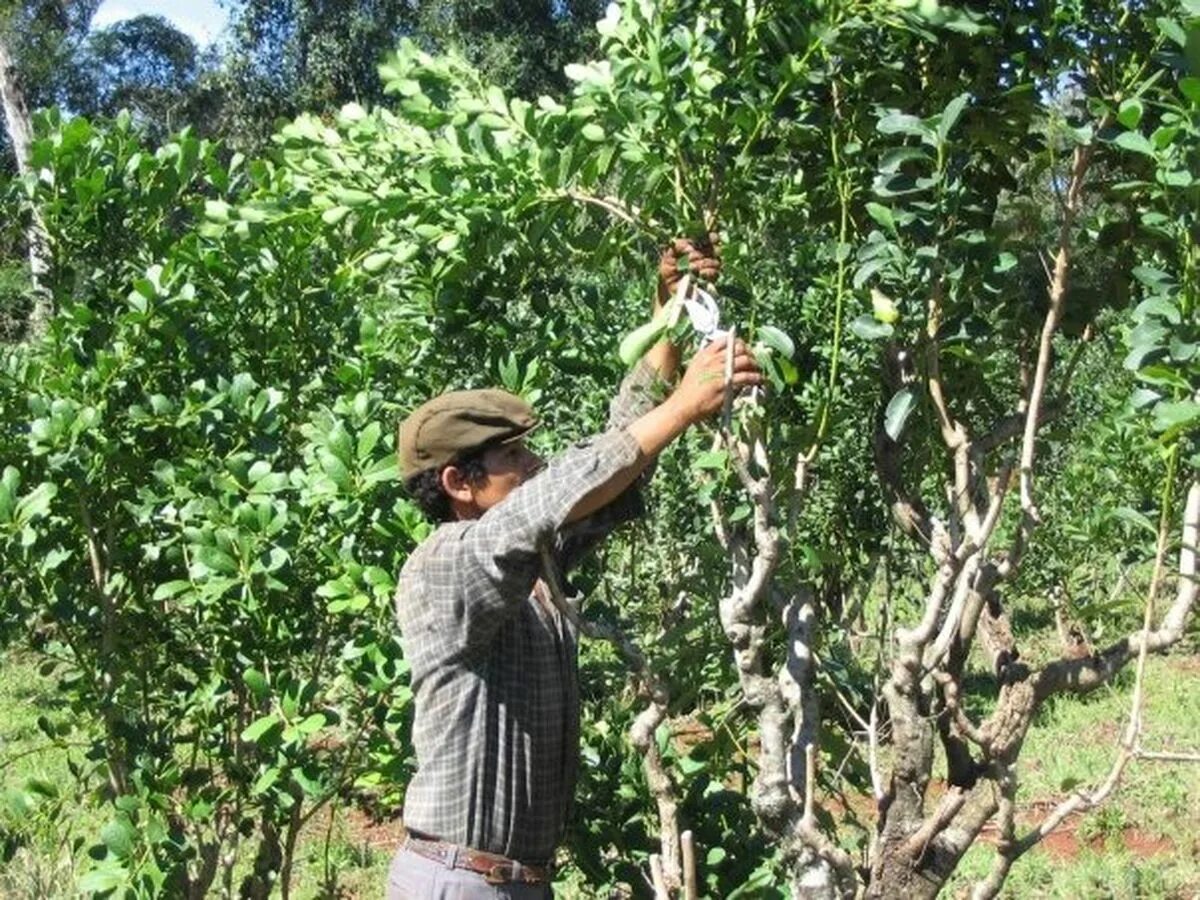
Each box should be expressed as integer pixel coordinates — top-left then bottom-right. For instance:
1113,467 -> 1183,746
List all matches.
388,242 -> 761,898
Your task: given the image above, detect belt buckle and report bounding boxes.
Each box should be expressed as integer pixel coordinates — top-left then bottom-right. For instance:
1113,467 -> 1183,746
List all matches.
484,862 -> 513,885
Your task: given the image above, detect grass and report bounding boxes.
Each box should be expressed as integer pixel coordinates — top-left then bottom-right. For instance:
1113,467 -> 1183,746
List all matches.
3,645 -> 1198,898
0,653 -> 97,898
942,652 -> 1200,899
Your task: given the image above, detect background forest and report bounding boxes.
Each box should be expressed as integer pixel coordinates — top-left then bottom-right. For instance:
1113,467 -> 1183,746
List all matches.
0,1 -> 1198,898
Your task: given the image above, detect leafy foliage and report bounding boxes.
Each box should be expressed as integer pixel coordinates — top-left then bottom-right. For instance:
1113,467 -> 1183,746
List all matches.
0,0 -> 1197,896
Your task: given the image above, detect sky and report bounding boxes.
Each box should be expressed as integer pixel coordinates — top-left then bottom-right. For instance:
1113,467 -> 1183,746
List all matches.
92,0 -> 230,47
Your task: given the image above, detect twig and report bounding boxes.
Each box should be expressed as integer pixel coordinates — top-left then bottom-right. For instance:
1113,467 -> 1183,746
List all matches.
540,546 -> 682,889
555,189 -> 658,238
681,830 -> 698,900
924,280 -> 964,450
868,698 -> 885,802
1136,750 -> 1200,763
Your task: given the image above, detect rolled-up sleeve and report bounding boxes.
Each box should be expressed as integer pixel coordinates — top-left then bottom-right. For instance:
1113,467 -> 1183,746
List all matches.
556,359 -> 669,570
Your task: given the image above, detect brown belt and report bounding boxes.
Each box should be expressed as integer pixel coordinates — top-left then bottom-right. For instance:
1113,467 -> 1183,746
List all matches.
401,830 -> 553,885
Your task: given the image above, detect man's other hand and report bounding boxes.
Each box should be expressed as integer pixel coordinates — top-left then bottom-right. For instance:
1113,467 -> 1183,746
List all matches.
657,234 -> 721,304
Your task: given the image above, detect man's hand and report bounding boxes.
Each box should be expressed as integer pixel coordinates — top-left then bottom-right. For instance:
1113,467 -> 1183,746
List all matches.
667,336 -> 762,426
657,234 -> 721,305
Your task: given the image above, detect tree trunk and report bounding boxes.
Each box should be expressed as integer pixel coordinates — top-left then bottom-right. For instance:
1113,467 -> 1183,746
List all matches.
0,30 -> 52,340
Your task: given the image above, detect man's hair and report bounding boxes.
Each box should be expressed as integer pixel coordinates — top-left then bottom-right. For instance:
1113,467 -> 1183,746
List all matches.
404,449 -> 489,523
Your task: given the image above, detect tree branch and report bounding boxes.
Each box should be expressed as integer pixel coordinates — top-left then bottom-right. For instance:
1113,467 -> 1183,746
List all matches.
1017,139 -> 1096,526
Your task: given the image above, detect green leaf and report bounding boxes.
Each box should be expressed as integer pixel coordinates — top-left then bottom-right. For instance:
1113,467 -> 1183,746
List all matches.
1170,337 -> 1197,361
692,450 -> 729,471
334,188 -> 374,207
1111,506 -> 1157,536
244,668 -> 268,701
1128,320 -> 1169,362
252,766 -> 281,795
362,251 -> 393,273
152,581 -> 192,601
871,289 -> 900,324
15,482 -> 56,523
486,85 -> 507,115
879,147 -> 930,172
1116,98 -> 1143,129
1131,266 -> 1172,288
884,386 -> 919,441
1157,16 -> 1187,47
318,450 -> 351,487
1129,388 -> 1161,410
1113,131 -> 1155,157
195,545 -> 238,575
581,123 -> 606,142
756,325 -> 795,359
357,422 -> 382,459
0,466 -> 18,521
1180,77 -> 1200,104
241,714 -> 281,744
850,315 -> 894,340
563,63 -> 591,82
865,202 -> 896,232
322,205 -> 351,225
1153,401 -> 1200,432
101,819 -> 134,858
297,713 -> 327,735
1134,296 -> 1181,325
78,868 -> 126,894
618,316 -> 669,366
476,112 -> 509,130
204,200 -> 230,222
877,111 -> 930,138
937,92 -> 970,142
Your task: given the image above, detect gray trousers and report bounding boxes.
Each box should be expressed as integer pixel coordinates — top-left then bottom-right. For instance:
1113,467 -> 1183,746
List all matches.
386,842 -> 554,899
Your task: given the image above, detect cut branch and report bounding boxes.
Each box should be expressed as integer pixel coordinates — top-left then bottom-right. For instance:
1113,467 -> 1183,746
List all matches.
1017,139 -> 1097,526
924,280 -> 965,450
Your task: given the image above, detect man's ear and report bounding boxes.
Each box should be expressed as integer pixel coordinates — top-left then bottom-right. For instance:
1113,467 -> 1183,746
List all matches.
440,465 -> 475,504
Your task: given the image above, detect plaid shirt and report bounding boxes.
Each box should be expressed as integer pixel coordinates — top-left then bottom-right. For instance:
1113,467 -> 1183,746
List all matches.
395,361 -> 663,863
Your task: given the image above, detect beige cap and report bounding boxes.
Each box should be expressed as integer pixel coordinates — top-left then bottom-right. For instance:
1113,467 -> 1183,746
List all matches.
397,389 -> 537,479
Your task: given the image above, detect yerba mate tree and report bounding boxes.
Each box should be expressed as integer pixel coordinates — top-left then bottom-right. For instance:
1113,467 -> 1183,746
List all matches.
849,6 -> 1200,896
263,1 -> 1197,896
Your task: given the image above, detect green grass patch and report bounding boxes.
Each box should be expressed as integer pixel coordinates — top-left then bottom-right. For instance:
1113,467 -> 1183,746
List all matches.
0,652 -> 96,898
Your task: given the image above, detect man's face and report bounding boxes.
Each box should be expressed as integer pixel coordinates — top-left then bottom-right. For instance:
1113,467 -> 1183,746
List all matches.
468,439 -> 544,512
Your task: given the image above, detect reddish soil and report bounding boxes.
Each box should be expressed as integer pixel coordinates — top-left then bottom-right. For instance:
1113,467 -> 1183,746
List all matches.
337,805 -> 407,850
821,779 -> 1180,863
1034,821 -> 1175,860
